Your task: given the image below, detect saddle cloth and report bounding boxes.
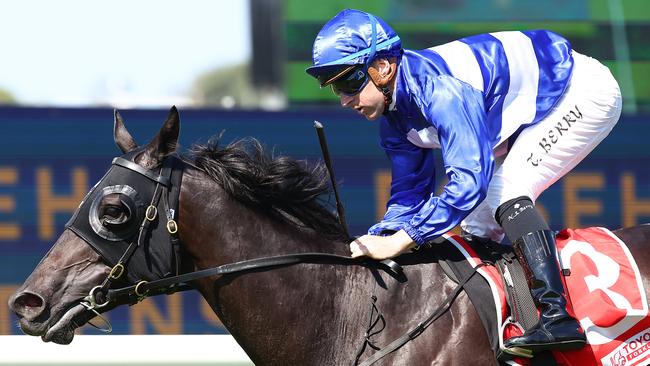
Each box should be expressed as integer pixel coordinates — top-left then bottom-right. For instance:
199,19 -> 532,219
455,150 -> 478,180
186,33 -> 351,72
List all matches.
440,227 -> 650,366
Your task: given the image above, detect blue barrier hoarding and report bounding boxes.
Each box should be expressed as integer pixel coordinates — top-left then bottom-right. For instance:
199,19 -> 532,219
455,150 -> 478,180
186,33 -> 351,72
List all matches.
1,106 -> 649,335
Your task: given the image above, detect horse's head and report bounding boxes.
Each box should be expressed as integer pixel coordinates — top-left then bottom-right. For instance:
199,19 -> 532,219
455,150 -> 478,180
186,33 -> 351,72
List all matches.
8,107 -> 181,344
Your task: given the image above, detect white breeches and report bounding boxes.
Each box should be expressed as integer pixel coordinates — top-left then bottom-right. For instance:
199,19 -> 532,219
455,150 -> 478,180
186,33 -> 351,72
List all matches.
461,51 -> 622,242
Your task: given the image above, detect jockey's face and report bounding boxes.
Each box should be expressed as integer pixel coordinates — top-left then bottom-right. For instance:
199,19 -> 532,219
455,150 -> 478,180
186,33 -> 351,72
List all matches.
337,59 -> 390,121
338,80 -> 385,121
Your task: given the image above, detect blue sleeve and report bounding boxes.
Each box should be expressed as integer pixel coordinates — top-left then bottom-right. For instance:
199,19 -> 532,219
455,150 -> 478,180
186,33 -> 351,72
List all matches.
367,117 -> 436,235
402,75 -> 494,245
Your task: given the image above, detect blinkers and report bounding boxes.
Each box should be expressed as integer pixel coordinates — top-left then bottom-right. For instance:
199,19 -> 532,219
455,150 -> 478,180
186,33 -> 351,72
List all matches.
66,150 -> 183,283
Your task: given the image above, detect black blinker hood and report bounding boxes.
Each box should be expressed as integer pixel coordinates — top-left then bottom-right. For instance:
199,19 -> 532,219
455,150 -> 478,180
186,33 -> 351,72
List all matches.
65,150 -> 183,283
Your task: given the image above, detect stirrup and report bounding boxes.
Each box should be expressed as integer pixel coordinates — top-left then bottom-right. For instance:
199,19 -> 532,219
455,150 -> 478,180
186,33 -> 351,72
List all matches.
502,346 -> 534,359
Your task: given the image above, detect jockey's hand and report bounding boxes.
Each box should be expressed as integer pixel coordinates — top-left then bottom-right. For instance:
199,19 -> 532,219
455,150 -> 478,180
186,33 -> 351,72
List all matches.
349,230 -> 416,260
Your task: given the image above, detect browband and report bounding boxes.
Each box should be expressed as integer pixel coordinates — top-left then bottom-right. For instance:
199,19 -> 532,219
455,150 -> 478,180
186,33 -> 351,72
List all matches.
112,157 -> 171,187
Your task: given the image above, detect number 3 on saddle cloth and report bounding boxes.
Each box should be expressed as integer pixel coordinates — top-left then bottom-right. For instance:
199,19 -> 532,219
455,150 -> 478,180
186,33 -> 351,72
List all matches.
443,227 -> 650,366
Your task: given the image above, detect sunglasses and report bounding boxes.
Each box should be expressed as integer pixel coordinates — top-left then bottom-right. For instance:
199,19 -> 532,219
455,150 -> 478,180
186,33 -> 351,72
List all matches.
329,66 -> 370,97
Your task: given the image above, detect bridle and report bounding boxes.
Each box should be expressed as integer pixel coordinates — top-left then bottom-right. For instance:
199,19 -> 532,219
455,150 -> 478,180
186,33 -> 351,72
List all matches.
66,152 -> 403,323
65,152 -> 185,324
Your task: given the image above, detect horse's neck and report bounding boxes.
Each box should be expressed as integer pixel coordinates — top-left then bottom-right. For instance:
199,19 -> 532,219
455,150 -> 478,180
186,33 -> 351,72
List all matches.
178,169 -> 364,363
176,170 -> 493,364
180,167 -> 348,257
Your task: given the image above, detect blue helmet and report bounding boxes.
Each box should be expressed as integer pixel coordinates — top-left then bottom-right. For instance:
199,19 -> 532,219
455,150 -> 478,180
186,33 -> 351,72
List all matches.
306,9 -> 402,86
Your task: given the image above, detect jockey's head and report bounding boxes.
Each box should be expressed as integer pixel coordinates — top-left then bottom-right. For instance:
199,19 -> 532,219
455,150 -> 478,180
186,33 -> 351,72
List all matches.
305,9 -> 402,102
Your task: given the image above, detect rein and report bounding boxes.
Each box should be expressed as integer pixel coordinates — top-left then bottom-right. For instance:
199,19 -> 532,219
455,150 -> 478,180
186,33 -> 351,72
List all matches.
103,253 -> 404,306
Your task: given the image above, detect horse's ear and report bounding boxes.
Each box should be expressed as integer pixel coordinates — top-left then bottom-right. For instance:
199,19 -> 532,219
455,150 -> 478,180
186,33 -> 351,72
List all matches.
137,106 -> 180,168
114,110 -> 138,153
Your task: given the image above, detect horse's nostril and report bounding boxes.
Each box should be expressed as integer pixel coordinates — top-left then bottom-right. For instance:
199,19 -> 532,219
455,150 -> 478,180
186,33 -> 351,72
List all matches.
10,292 -> 46,320
16,293 -> 43,308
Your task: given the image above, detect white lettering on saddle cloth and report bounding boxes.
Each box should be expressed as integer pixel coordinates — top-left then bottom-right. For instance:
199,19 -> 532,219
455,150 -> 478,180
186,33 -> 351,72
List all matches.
558,228 -> 649,348
603,328 -> 650,366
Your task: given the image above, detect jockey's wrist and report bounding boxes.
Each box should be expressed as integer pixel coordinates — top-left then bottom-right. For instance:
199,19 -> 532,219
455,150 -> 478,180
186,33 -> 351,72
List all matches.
402,224 -> 425,246
393,230 -> 417,251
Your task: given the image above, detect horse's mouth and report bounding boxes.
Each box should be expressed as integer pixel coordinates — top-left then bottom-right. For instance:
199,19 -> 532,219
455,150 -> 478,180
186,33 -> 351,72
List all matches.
37,303 -> 84,344
39,303 -> 89,344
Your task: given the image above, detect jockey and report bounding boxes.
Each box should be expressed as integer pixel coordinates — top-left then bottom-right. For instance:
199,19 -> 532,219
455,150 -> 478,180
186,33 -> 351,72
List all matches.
306,9 -> 622,354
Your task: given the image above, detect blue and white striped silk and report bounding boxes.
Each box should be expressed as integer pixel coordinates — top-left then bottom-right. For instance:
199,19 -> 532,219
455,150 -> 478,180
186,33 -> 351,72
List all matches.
369,30 -> 573,245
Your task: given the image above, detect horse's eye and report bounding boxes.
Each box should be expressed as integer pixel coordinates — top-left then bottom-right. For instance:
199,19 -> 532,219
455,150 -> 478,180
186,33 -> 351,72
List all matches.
88,186 -> 141,241
100,202 -> 131,226
103,205 -> 123,219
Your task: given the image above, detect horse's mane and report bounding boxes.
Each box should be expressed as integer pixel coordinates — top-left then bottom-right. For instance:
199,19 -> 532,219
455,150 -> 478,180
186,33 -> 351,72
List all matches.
188,136 -> 348,242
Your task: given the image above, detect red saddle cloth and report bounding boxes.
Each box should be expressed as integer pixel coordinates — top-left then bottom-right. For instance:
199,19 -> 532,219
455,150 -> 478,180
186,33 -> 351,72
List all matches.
448,227 -> 650,366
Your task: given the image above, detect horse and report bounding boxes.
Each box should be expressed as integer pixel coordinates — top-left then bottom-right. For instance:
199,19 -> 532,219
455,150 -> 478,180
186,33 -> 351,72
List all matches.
8,107 -> 650,366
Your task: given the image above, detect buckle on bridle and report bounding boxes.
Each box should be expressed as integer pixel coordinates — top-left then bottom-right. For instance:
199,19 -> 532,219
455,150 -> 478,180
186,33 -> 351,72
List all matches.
166,219 -> 178,234
109,263 -> 125,280
145,205 -> 158,221
134,280 -> 149,299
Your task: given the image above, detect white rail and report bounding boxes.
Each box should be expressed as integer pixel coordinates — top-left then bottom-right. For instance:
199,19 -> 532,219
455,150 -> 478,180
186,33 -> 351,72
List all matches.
0,335 -> 254,365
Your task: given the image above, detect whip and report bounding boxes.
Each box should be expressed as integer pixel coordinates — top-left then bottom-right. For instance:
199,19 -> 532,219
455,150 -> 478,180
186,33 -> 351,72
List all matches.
314,120 -> 350,238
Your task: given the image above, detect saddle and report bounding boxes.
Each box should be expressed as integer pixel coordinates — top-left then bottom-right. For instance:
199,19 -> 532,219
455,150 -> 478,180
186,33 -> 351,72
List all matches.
429,228 -> 650,366
425,233 -> 549,365
433,234 -> 556,365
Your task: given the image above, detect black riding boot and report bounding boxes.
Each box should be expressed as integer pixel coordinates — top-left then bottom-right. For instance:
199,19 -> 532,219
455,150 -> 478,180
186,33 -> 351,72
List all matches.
504,230 -> 586,353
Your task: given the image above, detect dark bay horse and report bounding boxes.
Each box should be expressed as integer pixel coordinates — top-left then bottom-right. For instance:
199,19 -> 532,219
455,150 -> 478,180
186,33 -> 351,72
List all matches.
8,107 -> 650,365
